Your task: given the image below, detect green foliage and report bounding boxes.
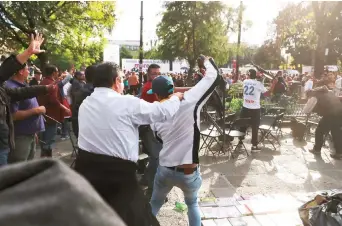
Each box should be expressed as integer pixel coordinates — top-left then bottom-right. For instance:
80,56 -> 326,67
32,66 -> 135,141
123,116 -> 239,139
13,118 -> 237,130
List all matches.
253,39 -> 285,69
228,82 -> 243,98
273,2 -> 342,74
227,98 -> 243,113
119,46 -> 139,67
144,47 -> 162,60
0,1 -> 115,68
157,1 -> 230,71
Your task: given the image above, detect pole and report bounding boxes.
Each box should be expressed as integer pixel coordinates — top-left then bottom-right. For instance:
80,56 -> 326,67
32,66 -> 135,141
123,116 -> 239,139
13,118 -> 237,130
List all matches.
139,1 -> 144,87
235,1 -> 243,81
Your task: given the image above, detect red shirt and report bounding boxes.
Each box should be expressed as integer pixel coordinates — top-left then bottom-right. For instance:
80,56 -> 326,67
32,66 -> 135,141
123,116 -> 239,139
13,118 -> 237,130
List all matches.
37,77 -> 65,123
140,81 -> 158,103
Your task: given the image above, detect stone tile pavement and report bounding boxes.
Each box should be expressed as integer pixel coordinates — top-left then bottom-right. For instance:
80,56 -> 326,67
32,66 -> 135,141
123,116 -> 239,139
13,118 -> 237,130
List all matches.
44,128 -> 342,226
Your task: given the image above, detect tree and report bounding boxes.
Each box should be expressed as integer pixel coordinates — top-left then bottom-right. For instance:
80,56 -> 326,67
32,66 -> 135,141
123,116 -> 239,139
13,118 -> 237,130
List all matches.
253,39 -> 285,69
273,2 -> 342,77
0,1 -> 115,69
157,1 -> 230,77
119,46 -> 134,67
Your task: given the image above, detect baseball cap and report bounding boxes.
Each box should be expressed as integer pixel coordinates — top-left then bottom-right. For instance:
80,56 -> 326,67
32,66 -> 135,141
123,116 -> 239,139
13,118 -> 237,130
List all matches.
147,75 -> 174,96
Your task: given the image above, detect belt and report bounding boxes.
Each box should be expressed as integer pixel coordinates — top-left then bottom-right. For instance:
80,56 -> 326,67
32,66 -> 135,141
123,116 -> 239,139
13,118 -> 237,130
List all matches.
166,166 -> 198,175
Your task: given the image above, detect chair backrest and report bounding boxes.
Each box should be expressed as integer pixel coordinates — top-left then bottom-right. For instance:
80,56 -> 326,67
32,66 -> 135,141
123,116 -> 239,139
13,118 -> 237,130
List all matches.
204,111 -> 224,135
206,89 -> 224,118
272,112 -> 285,127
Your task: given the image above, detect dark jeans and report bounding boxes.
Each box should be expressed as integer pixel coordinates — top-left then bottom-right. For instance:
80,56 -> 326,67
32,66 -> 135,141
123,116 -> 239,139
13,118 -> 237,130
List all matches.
314,115 -> 342,154
239,107 -> 261,146
39,123 -> 57,157
139,126 -> 163,191
0,149 -> 9,166
61,118 -> 70,138
71,118 -> 79,138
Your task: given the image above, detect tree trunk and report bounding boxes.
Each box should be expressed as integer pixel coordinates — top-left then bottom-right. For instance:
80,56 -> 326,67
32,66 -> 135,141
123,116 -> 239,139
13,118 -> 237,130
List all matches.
187,59 -> 195,86
37,52 -> 49,73
313,32 -> 328,79
312,2 -> 327,79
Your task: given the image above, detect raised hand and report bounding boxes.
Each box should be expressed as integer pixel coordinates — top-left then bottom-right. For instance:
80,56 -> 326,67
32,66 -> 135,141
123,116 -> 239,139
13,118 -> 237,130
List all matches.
27,32 -> 45,55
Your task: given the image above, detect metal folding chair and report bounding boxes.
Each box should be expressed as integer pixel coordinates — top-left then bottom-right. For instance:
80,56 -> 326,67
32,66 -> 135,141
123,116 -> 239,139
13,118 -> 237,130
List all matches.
226,118 -> 251,157
259,113 -> 285,150
200,113 -> 226,156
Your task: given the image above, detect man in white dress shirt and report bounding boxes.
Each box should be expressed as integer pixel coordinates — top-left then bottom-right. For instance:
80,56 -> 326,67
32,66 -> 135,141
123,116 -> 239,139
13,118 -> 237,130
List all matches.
74,62 -> 183,226
149,56 -> 219,226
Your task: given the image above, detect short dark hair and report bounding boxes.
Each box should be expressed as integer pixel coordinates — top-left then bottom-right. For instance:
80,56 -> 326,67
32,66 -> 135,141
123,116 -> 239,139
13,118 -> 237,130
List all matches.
147,64 -> 160,73
93,62 -> 119,88
85,65 -> 97,83
44,64 -> 58,77
249,69 -> 257,79
156,94 -> 169,100
74,71 -> 84,79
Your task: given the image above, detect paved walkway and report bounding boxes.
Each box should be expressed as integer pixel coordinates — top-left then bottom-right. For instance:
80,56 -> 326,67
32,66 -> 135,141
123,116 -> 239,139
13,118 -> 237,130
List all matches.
46,128 -> 342,226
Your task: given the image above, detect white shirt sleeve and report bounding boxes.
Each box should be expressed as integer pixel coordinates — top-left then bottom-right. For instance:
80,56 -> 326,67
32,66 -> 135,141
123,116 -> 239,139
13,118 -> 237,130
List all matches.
60,74 -> 73,86
303,97 -> 317,114
259,82 -> 267,93
63,82 -> 72,104
183,59 -> 218,103
131,95 -> 180,125
304,80 -> 313,92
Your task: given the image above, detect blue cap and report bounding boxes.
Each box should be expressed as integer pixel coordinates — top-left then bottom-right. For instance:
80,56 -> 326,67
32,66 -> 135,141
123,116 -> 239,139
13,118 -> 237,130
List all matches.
147,75 -> 174,96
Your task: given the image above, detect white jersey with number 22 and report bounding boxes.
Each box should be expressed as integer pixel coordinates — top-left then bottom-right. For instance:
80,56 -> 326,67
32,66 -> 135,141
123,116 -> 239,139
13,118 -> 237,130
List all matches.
242,79 -> 267,109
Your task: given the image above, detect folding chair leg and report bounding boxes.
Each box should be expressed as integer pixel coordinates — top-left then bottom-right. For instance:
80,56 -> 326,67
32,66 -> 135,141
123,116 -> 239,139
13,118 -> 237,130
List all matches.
241,141 -> 249,156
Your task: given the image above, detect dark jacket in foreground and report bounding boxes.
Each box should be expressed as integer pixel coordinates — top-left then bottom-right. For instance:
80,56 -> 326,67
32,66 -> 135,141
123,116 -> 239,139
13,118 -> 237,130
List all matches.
311,89 -> 342,117
71,83 -> 94,137
0,55 -> 49,151
0,159 -> 126,226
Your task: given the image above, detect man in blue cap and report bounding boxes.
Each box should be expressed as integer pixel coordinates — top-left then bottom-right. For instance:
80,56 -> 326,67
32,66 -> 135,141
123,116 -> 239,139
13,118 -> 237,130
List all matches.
148,56 -> 219,226
146,75 -> 174,99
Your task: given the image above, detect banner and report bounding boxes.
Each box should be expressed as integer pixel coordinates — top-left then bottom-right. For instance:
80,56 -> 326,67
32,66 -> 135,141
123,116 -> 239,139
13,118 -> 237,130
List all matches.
121,59 -> 188,73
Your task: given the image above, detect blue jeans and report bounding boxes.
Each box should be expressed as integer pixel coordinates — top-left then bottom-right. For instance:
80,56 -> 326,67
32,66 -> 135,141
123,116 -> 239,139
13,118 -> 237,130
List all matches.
0,149 -> 9,166
39,123 -> 57,156
140,126 -> 163,190
150,166 -> 202,226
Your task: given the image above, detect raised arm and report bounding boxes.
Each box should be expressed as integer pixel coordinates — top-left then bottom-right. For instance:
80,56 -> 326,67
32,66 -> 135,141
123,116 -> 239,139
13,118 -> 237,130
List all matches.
183,58 -> 219,103
0,33 -> 45,85
131,94 -> 182,125
6,85 -> 48,102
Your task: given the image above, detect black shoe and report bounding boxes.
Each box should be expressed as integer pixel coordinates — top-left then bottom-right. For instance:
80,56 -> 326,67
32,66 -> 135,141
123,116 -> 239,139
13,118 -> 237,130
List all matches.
251,146 -> 261,153
330,153 -> 342,159
309,149 -> 321,155
47,148 -> 53,157
41,149 -> 48,158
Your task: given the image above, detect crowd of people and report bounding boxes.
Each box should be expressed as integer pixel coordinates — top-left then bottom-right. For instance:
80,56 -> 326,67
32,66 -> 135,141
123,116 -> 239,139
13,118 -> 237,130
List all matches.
0,32 -> 342,226
0,32 -> 222,226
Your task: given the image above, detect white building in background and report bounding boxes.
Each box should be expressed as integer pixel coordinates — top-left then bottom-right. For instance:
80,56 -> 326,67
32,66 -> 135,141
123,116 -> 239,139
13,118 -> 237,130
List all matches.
103,42 -> 120,64
103,38 -> 158,65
